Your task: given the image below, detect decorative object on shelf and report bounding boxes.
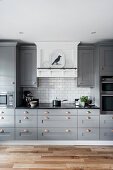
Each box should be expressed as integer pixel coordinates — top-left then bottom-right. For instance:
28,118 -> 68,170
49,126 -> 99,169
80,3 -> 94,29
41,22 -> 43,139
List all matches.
49,49 -> 65,68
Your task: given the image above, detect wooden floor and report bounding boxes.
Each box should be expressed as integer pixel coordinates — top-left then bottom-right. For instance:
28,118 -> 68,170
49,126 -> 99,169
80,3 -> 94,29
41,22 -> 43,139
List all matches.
0,145 -> 113,169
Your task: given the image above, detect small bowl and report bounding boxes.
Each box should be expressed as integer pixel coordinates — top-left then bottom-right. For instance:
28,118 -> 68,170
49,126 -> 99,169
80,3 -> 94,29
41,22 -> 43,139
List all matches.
30,101 -> 38,108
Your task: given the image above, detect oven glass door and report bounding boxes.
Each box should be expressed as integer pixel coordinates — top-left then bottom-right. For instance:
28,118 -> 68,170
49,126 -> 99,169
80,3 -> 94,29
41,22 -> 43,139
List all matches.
102,83 -> 113,92
102,96 -> 113,111
0,95 -> 7,106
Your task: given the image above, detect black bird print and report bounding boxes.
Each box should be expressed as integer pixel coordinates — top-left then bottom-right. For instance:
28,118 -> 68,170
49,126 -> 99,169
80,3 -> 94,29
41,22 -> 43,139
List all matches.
52,55 -> 62,65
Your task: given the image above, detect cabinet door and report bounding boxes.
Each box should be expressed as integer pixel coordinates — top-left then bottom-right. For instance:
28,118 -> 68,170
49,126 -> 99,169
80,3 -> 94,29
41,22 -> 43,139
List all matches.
100,46 -> 113,76
20,47 -> 37,87
0,46 -> 15,86
78,48 -> 94,87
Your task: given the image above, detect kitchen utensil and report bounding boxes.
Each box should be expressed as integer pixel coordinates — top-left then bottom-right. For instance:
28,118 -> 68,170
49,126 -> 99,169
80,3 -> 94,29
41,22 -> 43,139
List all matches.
52,99 -> 68,106
29,101 -> 38,108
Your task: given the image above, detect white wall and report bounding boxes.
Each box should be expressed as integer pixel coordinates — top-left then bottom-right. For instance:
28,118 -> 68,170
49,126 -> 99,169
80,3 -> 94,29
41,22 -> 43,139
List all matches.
24,77 -> 91,103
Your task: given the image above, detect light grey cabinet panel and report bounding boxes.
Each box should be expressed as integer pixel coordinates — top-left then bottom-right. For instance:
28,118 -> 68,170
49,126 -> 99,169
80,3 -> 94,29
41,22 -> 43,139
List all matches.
20,46 -> 37,87
100,115 -> 113,128
0,116 -> 14,127
0,109 -> 14,116
15,109 -> 37,116
78,116 -> 99,128
0,46 -> 16,86
100,128 -> 113,140
78,109 -> 100,116
15,116 -> 37,127
15,128 -> 37,140
100,46 -> 113,76
0,128 -> 14,140
38,109 -> 77,116
78,128 -> 99,140
38,116 -> 77,128
38,128 -> 77,140
78,47 -> 94,87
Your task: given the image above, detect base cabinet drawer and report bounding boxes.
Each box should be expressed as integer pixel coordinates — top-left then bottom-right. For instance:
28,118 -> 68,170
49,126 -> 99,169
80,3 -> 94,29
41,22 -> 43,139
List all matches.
100,128 -> 113,140
38,128 -> 77,140
15,116 -> 37,127
15,109 -> 37,116
38,116 -> 77,127
0,128 -> 14,140
38,109 -> 77,116
78,128 -> 99,140
0,109 -> 14,116
78,109 -> 100,116
78,116 -> 99,127
15,128 -> 37,140
100,115 -> 113,127
0,116 -> 14,127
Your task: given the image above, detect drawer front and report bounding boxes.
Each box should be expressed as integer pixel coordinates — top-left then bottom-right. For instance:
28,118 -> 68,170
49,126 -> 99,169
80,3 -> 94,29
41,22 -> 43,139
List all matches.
0,128 -> 14,140
78,109 -> 100,116
38,116 -> 77,127
0,109 -> 14,116
38,128 -> 77,140
0,116 -> 14,127
15,116 -> 37,127
78,116 -> 99,127
100,115 -> 113,127
38,109 -> 77,116
15,128 -> 37,140
15,109 -> 37,116
100,128 -> 113,140
78,128 -> 99,140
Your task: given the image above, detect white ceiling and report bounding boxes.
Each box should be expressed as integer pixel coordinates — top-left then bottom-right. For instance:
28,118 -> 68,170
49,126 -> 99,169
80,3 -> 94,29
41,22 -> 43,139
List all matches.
0,0 -> 113,43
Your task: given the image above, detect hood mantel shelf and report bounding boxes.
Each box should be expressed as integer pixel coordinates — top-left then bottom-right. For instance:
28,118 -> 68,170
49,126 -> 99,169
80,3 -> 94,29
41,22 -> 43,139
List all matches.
36,41 -> 80,77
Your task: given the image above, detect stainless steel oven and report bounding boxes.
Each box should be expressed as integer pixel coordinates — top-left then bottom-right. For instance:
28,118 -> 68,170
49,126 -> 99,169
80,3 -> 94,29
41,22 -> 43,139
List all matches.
101,76 -> 113,114
0,92 -> 15,108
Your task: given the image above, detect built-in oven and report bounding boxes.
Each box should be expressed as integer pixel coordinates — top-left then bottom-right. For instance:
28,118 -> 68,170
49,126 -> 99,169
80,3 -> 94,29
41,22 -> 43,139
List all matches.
101,76 -> 113,114
0,92 -> 15,108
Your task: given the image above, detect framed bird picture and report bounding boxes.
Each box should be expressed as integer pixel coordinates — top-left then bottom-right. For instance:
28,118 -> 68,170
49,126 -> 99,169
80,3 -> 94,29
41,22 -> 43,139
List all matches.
49,49 -> 65,68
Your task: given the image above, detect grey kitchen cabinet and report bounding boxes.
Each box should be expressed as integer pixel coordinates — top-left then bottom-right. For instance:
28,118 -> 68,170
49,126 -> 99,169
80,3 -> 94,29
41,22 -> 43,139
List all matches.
100,46 -> 113,76
100,115 -> 113,128
15,116 -> 37,128
78,46 -> 94,87
38,116 -> 77,128
78,109 -> 100,116
15,109 -> 37,116
78,116 -> 99,128
15,128 -> 37,140
78,128 -> 99,140
38,128 -> 77,140
100,128 -> 113,140
0,128 -> 14,140
19,45 -> 37,87
0,43 -> 17,87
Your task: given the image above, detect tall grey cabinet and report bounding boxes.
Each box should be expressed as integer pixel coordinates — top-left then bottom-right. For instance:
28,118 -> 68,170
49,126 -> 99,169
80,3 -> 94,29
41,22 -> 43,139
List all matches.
78,45 -> 94,87
99,45 -> 113,76
19,45 -> 37,87
0,42 -> 17,88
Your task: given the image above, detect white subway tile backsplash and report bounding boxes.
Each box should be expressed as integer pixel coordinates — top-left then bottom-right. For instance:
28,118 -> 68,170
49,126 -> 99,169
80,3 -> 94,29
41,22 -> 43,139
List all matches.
24,78 -> 91,103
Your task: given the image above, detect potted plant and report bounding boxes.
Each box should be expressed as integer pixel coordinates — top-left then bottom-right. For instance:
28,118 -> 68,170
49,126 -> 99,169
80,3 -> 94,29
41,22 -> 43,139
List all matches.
80,96 -> 88,107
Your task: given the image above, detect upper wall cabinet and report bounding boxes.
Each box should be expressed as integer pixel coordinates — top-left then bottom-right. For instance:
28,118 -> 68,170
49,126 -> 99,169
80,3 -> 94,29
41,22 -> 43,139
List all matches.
19,45 -> 37,87
0,42 -> 17,88
77,46 -> 94,87
100,45 -> 113,76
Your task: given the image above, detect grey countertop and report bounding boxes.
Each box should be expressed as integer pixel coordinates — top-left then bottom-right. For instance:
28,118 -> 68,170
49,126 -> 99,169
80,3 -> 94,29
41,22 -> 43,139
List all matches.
15,103 -> 100,109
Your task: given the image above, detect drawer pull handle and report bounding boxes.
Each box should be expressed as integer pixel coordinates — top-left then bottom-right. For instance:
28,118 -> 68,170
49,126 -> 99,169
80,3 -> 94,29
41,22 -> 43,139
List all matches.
87,111 -> 91,114
66,116 -> 70,119
66,129 -> 70,133
66,111 -> 70,114
24,129 -> 29,133
112,130 -> 113,132
44,111 -> 49,114
0,111 -> 4,114
24,116 -> 29,119
87,116 -> 91,119
0,129 -> 4,133
44,116 -> 49,120
112,117 -> 113,119
86,129 -> 91,133
44,129 -> 49,133
0,117 -> 4,119
24,111 -> 28,114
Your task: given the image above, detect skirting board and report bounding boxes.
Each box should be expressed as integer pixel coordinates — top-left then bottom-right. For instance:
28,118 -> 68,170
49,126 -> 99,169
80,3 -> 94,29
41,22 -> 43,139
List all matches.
0,140 -> 113,145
